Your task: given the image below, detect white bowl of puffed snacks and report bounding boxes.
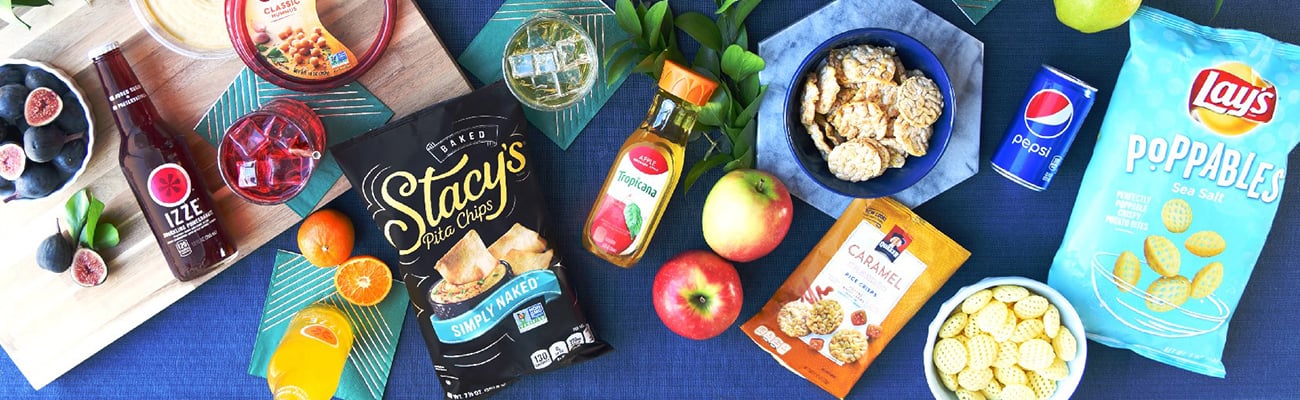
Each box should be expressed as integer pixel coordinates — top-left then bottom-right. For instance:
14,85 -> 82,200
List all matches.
923,277 -> 1087,400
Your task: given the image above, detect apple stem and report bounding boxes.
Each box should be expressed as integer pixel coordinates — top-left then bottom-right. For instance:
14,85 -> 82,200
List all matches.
693,294 -> 709,309
754,178 -> 767,193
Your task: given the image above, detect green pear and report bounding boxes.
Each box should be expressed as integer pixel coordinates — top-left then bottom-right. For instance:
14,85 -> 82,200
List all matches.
1054,0 -> 1143,34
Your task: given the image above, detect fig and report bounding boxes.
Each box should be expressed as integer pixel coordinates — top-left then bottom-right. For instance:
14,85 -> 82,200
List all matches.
24,69 -> 67,95
0,178 -> 13,198
0,84 -> 30,123
54,93 -> 88,134
24,125 -> 80,163
37,221 -> 74,273
70,247 -> 107,287
24,87 -> 62,127
0,120 -> 18,142
8,162 -> 59,201
0,66 -> 22,86
53,138 -> 87,176
0,141 -> 24,180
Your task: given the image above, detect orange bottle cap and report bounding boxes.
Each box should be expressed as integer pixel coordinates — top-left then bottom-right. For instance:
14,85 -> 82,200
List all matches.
658,60 -> 717,107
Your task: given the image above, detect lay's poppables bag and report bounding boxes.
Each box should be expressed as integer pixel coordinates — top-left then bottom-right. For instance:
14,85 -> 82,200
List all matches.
1048,7 -> 1300,377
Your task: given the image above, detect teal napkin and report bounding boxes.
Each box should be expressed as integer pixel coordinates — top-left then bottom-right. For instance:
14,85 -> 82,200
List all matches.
952,0 -> 1002,24
458,0 -> 629,149
195,69 -> 394,217
248,250 -> 409,400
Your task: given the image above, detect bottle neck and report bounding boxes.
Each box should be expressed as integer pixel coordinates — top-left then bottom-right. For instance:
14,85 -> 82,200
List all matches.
642,90 -> 700,144
92,48 -> 162,136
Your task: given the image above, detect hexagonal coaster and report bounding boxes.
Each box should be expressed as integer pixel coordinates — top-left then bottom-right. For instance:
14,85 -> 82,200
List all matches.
755,0 -> 983,216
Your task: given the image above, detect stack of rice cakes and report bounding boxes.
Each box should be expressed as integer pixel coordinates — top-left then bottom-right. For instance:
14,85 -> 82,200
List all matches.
799,44 -> 943,182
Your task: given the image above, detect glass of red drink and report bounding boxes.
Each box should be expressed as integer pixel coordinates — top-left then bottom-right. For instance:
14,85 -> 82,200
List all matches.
217,98 -> 325,205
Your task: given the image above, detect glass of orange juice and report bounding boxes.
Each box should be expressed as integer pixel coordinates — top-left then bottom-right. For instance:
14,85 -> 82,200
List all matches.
267,303 -> 355,400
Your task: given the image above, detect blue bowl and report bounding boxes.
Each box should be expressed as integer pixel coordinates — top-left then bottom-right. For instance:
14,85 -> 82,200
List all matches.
784,29 -> 954,199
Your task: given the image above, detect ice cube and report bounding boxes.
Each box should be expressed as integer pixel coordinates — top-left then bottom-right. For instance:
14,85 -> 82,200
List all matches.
530,72 -> 560,98
533,50 -> 559,74
228,116 -> 271,157
555,39 -> 578,66
267,152 -> 307,190
508,53 -> 538,79
556,66 -> 588,96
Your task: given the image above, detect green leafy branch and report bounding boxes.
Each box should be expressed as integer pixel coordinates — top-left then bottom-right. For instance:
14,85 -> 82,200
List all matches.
607,0 -> 686,85
1,0 -> 88,30
610,0 -> 768,192
66,189 -> 119,250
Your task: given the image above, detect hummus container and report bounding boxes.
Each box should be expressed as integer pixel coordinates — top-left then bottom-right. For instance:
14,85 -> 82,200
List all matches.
225,0 -> 397,92
429,262 -> 514,320
129,0 -> 234,59
923,277 -> 1087,400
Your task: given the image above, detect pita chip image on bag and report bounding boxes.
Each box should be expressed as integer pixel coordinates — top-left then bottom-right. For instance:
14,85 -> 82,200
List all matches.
332,82 -> 611,399
1048,7 -> 1300,377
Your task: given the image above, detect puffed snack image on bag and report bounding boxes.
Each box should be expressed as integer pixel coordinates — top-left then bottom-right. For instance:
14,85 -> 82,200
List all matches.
743,198 -> 969,399
1047,7 -> 1300,378
332,82 -> 611,399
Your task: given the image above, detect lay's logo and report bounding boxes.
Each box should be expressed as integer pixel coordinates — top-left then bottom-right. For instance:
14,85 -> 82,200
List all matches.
1188,62 -> 1277,135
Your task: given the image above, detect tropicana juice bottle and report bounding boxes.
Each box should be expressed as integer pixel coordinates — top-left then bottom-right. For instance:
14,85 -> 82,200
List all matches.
89,41 -> 238,281
266,303 -> 355,400
583,60 -> 716,267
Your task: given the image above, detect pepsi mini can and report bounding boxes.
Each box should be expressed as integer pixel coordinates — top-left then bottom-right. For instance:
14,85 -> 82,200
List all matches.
991,65 -> 1098,191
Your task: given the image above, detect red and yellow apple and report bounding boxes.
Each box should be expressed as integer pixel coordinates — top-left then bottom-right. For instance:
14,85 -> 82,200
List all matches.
652,250 -> 743,340
701,169 -> 793,263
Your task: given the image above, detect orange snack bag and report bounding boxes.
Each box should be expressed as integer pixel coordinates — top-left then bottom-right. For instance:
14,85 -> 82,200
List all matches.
742,197 -> 969,398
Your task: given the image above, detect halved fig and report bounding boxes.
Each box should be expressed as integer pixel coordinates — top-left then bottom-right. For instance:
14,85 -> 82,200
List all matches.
0,141 -> 24,180
24,87 -> 62,127
70,247 -> 107,287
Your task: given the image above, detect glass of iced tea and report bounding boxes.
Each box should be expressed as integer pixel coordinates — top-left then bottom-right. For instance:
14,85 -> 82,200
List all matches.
217,98 -> 325,205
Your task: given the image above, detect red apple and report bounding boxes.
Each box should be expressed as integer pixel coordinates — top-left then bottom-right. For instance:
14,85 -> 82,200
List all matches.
652,250 -> 743,340
701,169 -> 793,263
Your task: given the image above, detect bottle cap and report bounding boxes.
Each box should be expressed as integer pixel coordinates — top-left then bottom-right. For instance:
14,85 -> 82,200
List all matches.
88,41 -> 121,61
658,60 -> 717,107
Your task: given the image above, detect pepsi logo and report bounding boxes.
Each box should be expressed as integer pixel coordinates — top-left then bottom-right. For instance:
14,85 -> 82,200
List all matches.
1023,89 -> 1074,139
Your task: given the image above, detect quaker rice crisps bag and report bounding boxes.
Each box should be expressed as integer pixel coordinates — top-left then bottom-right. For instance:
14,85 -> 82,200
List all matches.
1048,7 -> 1300,377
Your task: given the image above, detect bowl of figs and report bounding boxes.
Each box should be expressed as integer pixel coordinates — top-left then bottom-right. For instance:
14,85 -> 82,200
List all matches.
0,59 -> 94,203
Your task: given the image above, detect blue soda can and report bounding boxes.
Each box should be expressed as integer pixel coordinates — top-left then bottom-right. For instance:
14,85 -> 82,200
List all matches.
991,65 -> 1098,190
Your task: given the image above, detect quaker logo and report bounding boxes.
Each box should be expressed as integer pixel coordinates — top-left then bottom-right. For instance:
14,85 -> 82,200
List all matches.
873,225 -> 913,262
426,124 -> 499,163
1023,89 -> 1074,139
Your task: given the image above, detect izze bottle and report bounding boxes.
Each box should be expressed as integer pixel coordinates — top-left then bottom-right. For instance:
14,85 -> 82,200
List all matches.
90,41 -> 238,281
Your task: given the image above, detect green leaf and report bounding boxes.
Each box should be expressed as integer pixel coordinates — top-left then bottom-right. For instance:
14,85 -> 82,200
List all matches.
93,223 -> 119,249
666,29 -> 687,66
694,47 -> 721,77
11,0 -> 51,5
696,89 -> 731,127
684,153 -> 733,192
65,190 -> 89,242
734,84 -> 767,126
728,0 -> 763,28
80,199 -> 104,249
643,1 -> 669,48
615,0 -> 642,39
721,45 -> 765,81
736,26 -> 750,51
738,73 -> 762,105
716,0 -> 739,14
676,12 -> 723,51
0,0 -> 31,29
623,203 -> 643,238
631,51 -> 665,74
1212,0 -> 1223,20
606,48 -> 643,86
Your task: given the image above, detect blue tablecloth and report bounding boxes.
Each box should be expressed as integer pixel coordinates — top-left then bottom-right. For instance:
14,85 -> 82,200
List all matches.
5,1 -> 1300,398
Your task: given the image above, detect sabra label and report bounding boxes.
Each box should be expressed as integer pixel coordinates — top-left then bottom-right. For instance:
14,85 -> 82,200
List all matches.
588,145 -> 670,256
796,221 -> 926,364
246,0 -> 356,80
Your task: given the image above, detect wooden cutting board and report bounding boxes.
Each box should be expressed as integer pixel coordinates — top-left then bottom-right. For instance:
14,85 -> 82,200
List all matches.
0,0 -> 470,389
